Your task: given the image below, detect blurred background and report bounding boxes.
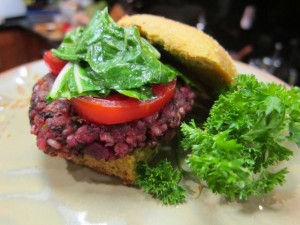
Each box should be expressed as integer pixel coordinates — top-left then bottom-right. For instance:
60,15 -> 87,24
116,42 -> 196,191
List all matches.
1,0 -> 299,86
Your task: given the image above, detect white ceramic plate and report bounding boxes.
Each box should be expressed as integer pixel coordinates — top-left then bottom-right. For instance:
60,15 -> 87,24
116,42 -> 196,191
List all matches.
0,60 -> 299,225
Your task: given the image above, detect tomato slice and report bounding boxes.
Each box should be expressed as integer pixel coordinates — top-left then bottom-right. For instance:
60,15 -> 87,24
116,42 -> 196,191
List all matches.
71,79 -> 176,125
43,51 -> 67,75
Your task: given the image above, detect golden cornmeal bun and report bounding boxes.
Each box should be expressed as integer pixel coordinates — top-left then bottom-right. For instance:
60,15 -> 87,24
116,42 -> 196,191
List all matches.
118,14 -> 237,94
71,148 -> 156,184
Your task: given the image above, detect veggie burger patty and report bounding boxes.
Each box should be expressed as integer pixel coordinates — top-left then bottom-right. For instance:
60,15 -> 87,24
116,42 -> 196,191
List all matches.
29,73 -> 195,161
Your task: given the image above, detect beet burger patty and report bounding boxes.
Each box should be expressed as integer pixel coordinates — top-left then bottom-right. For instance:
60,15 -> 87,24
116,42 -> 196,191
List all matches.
29,74 -> 195,173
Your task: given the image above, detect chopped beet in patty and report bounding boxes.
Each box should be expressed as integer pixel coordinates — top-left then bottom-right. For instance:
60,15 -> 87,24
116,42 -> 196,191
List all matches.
29,73 -> 195,161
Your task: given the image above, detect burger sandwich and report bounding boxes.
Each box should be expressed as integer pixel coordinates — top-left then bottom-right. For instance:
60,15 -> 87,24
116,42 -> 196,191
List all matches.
29,9 -> 237,184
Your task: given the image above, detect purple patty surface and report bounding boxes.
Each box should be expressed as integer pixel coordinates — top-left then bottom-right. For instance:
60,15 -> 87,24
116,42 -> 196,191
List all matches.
29,73 -> 195,161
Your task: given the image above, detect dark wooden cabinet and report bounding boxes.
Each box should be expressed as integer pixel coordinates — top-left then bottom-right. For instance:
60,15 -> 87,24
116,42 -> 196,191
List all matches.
0,28 -> 51,72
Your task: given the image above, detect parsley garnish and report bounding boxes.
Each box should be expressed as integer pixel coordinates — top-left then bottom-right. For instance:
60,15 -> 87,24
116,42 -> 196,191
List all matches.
137,75 -> 300,203
136,160 -> 186,205
181,74 -> 300,200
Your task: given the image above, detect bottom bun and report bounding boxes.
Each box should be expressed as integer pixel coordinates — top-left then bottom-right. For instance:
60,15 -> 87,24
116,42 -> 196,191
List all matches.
70,147 -> 158,184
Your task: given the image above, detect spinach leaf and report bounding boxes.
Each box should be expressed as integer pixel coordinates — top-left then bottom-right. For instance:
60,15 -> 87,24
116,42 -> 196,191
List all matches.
48,8 -> 179,102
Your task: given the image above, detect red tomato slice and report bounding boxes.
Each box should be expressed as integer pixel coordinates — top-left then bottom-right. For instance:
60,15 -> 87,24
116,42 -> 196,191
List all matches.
71,79 -> 176,125
43,51 -> 67,75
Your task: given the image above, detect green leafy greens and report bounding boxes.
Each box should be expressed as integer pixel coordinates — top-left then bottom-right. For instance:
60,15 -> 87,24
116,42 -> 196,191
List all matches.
136,160 -> 186,205
47,8 -> 180,102
181,74 -> 300,200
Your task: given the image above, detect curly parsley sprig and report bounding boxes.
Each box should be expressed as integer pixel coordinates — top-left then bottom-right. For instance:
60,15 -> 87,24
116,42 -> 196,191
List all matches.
136,75 -> 300,204
181,75 -> 300,200
135,160 -> 186,205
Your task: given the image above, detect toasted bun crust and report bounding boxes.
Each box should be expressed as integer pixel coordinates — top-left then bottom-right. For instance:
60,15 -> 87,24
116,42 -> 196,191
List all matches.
118,14 -> 237,93
71,148 -> 157,184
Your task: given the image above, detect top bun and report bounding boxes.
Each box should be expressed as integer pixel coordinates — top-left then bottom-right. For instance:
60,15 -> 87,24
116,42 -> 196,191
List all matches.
118,14 -> 237,94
